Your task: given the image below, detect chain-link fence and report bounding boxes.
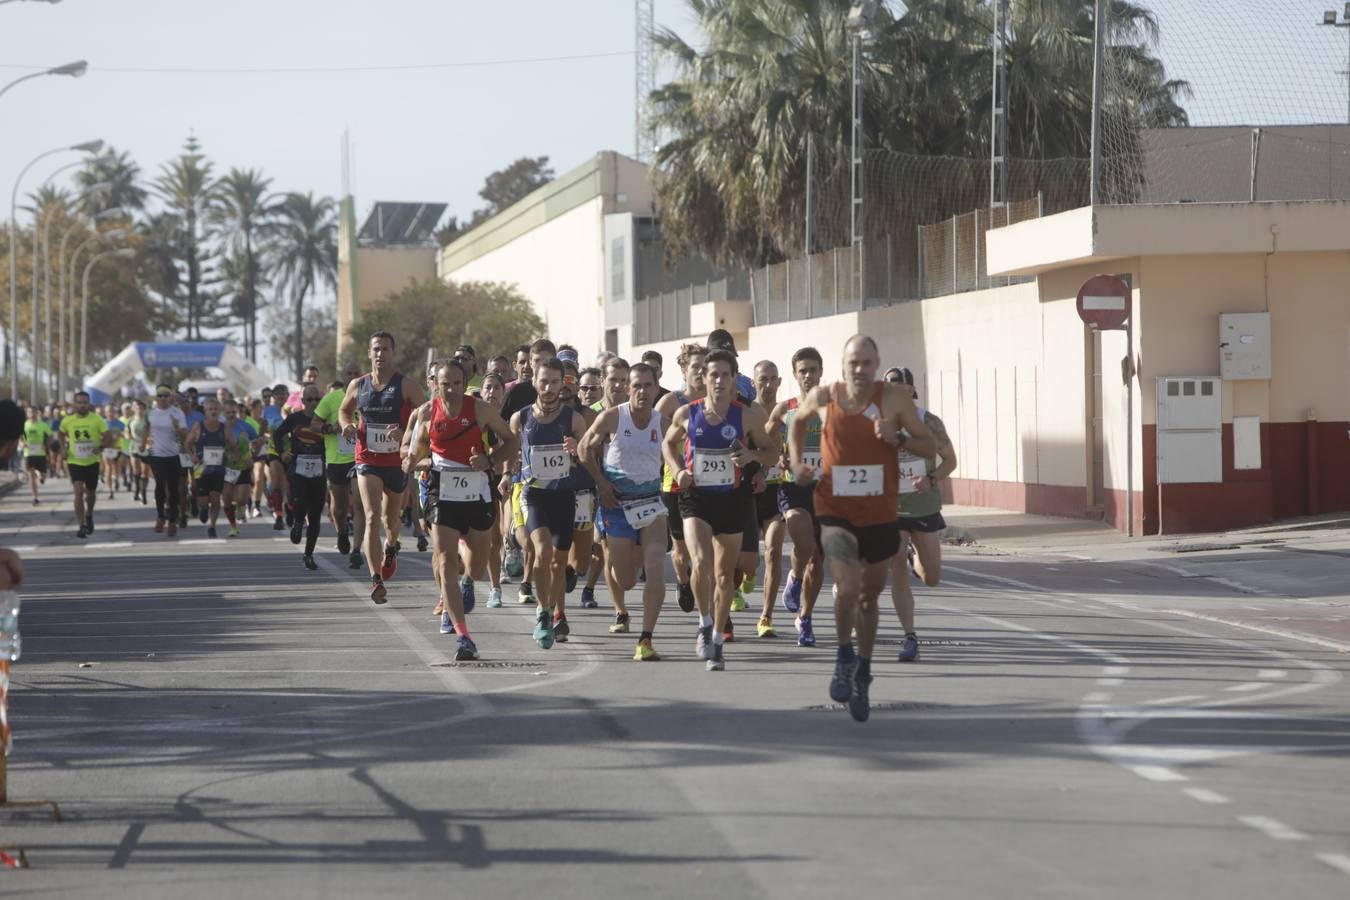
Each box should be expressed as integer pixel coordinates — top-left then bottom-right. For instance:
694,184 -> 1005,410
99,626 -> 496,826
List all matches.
917,196 -> 1044,299
632,274 -> 749,345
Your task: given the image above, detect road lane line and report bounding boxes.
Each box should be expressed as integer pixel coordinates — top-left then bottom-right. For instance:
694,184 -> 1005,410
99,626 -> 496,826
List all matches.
1128,765 -> 1187,783
1103,666 -> 1129,676
1097,678 -> 1124,686
1183,788 -> 1230,804
1317,853 -> 1350,876
1159,608 -> 1350,653
1237,815 -> 1308,841
1257,669 -> 1288,679
1225,682 -> 1265,692
1142,694 -> 1208,706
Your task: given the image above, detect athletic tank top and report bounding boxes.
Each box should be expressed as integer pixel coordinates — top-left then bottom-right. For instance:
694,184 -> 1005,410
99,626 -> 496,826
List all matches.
429,395 -> 483,467
780,397 -> 822,483
355,372 -> 409,466
604,403 -> 663,496
565,401 -> 596,492
661,391 -> 691,493
898,407 -> 942,518
815,382 -> 900,527
683,399 -> 744,493
196,421 -> 228,474
520,405 -> 575,491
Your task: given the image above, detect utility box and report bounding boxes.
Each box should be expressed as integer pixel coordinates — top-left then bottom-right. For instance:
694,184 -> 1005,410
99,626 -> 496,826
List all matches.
1219,312 -> 1271,380
1157,376 -> 1222,483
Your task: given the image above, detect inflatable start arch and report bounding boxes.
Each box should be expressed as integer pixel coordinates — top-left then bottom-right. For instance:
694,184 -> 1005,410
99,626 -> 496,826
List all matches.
84,342 -> 272,404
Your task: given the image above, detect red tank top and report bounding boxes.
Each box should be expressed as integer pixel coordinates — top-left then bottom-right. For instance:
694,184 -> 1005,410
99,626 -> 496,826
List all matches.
429,395 -> 482,466
814,382 -> 899,527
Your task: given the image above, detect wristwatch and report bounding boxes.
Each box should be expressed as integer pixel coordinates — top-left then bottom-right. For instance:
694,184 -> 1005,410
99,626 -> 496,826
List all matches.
927,474 -> 938,488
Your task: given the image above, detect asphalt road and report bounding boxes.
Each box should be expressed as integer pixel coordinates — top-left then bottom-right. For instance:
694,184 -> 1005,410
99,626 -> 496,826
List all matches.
1,475 -> 1347,897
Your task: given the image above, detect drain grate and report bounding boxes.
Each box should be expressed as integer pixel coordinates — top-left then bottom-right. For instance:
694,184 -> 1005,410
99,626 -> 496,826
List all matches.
1153,542 -> 1241,553
430,661 -> 547,669
803,701 -> 952,712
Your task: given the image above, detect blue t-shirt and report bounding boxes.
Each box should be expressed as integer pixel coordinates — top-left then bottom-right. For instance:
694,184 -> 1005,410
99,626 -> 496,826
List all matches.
185,409 -> 206,432
261,405 -> 284,430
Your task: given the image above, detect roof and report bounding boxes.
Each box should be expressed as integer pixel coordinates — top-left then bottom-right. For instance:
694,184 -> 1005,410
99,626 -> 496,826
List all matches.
358,202 -> 447,245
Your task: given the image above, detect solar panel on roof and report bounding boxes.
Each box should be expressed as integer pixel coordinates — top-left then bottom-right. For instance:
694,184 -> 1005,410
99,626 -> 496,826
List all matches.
357,202 -> 447,244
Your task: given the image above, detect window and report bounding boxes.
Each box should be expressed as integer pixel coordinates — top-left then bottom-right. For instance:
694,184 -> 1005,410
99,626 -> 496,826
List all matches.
1167,382 -> 1180,397
1200,381 -> 1214,396
1183,381 -> 1196,396
610,237 -> 626,302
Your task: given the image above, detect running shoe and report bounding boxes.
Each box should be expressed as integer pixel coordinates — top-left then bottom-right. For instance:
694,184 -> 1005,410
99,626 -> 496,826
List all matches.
85,516 -> 94,534
898,633 -> 920,662
400,506 -> 412,528
633,638 -> 659,662
370,578 -> 387,605
31,499 -> 37,507
781,573 -> 802,613
533,608 -> 555,649
695,625 -> 713,660
553,614 -> 570,642
303,553 -> 317,571
460,576 -> 476,614
76,524 -> 87,539
706,643 -> 725,671
273,516 -> 285,531
756,617 -> 777,638
829,646 -> 855,703
208,526 -> 217,539
565,565 -> 577,594
454,635 -> 480,661
487,587 -> 503,608
284,504 -> 293,527
608,613 -> 630,634
440,610 -> 454,635
796,615 -> 817,647
380,543 -> 399,580
722,618 -> 735,643
518,581 -> 535,604
579,586 -> 598,609
504,546 -> 523,579
289,520 -> 303,544
167,522 -> 177,538
416,534 -> 428,553
730,591 -> 747,613
198,505 -> 209,524
849,661 -> 872,723
337,529 -> 351,555
739,573 -> 757,595
677,582 -> 695,613
348,549 -> 362,570
228,525 -> 240,537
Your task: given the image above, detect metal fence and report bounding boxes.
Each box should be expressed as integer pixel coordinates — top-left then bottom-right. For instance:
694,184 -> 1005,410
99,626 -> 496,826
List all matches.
632,274 -> 749,345
916,195 -> 1043,299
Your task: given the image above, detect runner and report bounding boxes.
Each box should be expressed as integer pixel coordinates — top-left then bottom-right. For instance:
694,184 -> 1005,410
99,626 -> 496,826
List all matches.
885,366 -> 958,662
500,339 -> 558,607
485,355 -> 512,384
273,386 -> 330,569
247,397 -> 270,517
578,358 -> 625,611
580,362 -> 669,660
558,354 -> 599,623
118,402 -> 135,492
705,329 -> 757,403
740,360 -> 786,639
178,393 -> 205,528
406,360 -> 517,658
184,397 -> 230,538
45,403 -> 66,479
143,384 -> 189,537
662,349 -> 776,671
20,406 -> 52,506
263,383 -> 290,529
640,350 -> 669,399
339,330 -> 424,603
653,343 -> 708,617
100,404 -> 125,499
453,344 -> 484,391
788,336 -> 937,722
315,365 -> 363,566
59,391 -> 113,539
127,400 -> 151,505
767,346 -> 827,647
477,372 -> 509,607
221,401 -> 258,536
509,356 -> 587,649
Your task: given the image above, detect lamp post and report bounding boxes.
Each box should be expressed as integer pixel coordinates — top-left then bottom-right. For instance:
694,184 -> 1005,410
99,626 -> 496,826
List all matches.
846,2 -> 877,305
62,225 -> 125,392
0,60 -> 86,104
1321,6 -> 1350,123
81,248 -> 136,378
42,185 -> 113,397
6,136 -> 99,397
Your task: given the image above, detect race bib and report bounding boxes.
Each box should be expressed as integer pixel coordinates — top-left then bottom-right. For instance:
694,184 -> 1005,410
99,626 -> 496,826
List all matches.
438,468 -> 487,502
101,447 -> 119,460
622,495 -> 665,529
574,491 -> 595,527
832,463 -> 884,497
337,432 -> 357,456
529,443 -> 570,481
801,451 -> 823,480
693,449 -> 735,487
898,453 -> 925,494
765,465 -> 783,483
224,468 -> 242,484
179,453 -> 192,468
295,454 -> 324,478
74,441 -> 95,459
202,447 -> 225,466
365,423 -> 399,454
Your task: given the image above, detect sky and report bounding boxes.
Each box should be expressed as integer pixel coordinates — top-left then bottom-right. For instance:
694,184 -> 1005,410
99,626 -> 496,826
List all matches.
2,0 -> 1347,378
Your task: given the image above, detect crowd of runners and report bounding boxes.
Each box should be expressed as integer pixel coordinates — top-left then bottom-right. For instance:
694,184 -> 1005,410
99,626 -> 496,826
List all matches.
12,327 -> 958,723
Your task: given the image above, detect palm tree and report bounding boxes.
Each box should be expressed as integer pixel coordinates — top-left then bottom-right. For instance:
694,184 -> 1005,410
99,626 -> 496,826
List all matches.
75,148 -> 147,213
153,136 -> 219,339
211,168 -> 278,362
271,192 -> 338,377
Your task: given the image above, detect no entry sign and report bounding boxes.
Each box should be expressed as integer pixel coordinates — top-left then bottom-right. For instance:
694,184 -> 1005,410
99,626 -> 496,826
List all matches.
1076,274 -> 1131,331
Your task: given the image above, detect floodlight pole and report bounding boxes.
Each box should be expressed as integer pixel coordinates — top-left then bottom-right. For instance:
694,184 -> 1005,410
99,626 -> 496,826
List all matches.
1089,0 -> 1105,206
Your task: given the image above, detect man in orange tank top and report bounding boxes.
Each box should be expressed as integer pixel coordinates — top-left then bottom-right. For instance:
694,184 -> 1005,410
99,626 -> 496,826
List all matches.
788,335 -> 937,722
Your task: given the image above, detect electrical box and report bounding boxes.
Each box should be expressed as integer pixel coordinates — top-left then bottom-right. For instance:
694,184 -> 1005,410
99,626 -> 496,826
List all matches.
1157,376 -> 1222,483
1219,312 -> 1271,380
1233,415 -> 1262,470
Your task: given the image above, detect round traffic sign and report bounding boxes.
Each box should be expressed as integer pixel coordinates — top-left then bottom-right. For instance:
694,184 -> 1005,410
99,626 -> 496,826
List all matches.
1076,274 -> 1131,331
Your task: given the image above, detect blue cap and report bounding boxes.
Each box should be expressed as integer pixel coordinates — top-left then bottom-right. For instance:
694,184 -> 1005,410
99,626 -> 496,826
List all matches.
557,348 -> 579,365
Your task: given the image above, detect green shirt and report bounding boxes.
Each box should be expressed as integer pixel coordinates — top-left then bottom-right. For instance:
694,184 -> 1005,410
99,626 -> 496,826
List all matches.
60,413 -> 108,466
22,420 -> 52,457
897,410 -> 946,519
313,388 -> 355,465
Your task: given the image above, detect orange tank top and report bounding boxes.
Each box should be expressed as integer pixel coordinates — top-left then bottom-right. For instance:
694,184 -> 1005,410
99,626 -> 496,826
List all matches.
815,381 -> 899,527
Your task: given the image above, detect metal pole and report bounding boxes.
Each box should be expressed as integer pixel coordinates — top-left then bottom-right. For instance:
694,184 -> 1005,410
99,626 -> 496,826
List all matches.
951,215 -> 958,295
916,224 -> 924,299
1089,0 -> 1106,206
974,208 -> 981,290
1125,314 -> 1134,537
990,0 -> 1010,209
1249,127 -> 1262,202
805,133 -> 814,318
42,214 -> 56,399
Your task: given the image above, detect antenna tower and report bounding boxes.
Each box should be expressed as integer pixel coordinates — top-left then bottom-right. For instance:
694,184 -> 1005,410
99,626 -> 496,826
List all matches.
635,0 -> 656,161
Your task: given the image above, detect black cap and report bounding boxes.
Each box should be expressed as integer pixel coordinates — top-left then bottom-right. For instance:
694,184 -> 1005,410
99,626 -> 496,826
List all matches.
455,344 -> 476,356
706,328 -> 737,356
884,367 -> 915,385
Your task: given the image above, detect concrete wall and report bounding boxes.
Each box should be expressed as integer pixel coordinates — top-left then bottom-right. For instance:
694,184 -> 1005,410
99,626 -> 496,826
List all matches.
336,244 -> 437,351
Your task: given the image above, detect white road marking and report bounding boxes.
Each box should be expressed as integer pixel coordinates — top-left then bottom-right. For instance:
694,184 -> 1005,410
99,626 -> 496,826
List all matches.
1097,678 -> 1124,687
1182,788 -> 1230,804
1257,669 -> 1288,679
1225,682 -> 1265,692
1103,578 -> 1121,584
83,541 -> 131,549
1103,666 -> 1129,676
1159,607 -> 1350,654
1082,692 -> 1110,706
1142,694 -> 1208,706
1237,815 -> 1307,841
1129,765 -> 1187,783
1317,853 -> 1350,876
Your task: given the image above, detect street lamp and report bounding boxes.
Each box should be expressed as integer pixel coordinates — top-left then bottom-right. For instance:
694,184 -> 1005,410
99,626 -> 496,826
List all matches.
63,225 -> 125,392
7,138 -> 102,397
846,2 -> 877,305
81,247 -> 136,378
0,60 -> 87,103
40,182 -> 113,397
0,1 -> 66,5
1320,5 -> 1350,123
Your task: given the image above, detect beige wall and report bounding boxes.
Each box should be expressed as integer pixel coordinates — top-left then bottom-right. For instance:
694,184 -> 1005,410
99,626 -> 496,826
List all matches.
336,244 -> 437,349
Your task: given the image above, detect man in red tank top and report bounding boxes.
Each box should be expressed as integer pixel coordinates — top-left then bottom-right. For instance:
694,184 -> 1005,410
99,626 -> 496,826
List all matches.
788,335 -> 937,722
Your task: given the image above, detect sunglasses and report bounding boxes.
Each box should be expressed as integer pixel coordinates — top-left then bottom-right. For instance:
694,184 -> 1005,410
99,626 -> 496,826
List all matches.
156,392 -> 171,399
579,384 -> 601,391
